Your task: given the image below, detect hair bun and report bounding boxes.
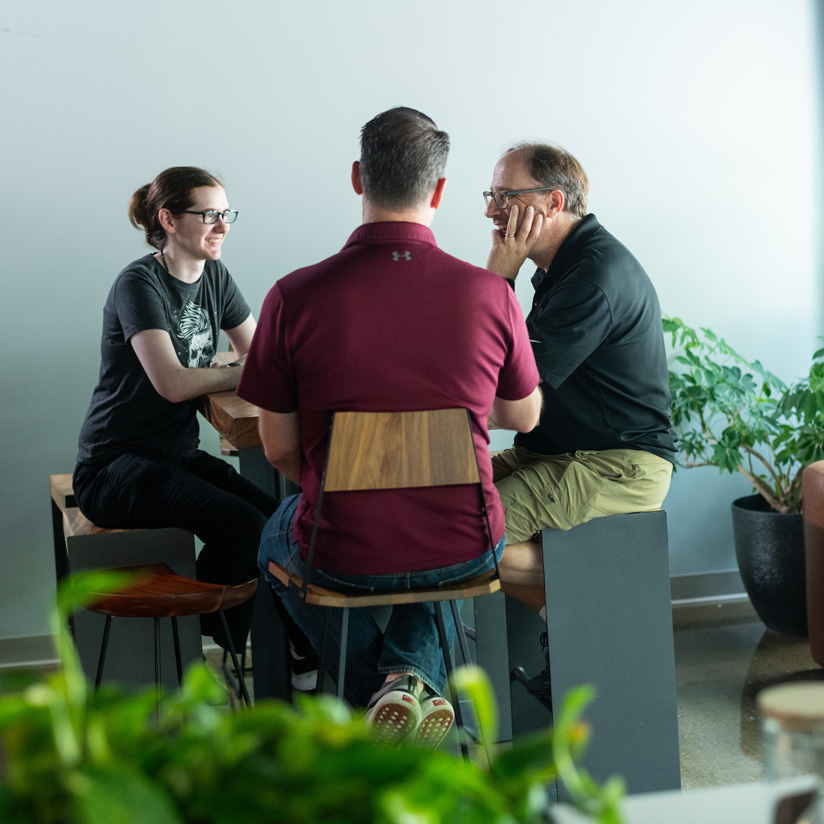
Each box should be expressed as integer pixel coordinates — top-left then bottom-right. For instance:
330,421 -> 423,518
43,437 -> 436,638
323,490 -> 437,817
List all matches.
128,184 -> 152,230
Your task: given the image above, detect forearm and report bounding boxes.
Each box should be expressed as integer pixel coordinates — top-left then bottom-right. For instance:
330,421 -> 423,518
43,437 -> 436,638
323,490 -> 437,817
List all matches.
131,328 -> 244,403
258,410 -> 302,485
156,363 -> 243,404
265,451 -> 302,487
490,385 -> 543,432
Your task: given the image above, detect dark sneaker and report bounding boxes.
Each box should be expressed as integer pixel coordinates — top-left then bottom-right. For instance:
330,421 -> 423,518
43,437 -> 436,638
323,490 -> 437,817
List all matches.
365,675 -> 422,743
415,687 -> 454,748
523,631 -> 552,709
289,640 -> 318,691
523,667 -> 552,701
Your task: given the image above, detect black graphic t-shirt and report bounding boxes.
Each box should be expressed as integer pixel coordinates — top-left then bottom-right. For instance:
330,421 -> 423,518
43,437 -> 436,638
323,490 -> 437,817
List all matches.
77,254 -> 250,465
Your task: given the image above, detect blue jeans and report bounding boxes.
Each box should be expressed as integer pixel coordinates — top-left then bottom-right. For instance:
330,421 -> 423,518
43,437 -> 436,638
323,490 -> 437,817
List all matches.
258,494 -> 505,708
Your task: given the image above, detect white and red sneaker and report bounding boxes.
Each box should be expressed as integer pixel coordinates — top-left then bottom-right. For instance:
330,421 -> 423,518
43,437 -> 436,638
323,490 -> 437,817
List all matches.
415,687 -> 455,748
365,675 -> 422,743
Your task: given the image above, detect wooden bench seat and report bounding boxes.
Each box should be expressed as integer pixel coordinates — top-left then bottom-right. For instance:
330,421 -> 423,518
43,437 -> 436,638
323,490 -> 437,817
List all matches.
50,473 -> 76,511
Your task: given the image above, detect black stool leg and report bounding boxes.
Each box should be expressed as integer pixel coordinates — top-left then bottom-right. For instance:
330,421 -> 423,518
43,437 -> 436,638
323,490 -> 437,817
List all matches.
450,601 -> 472,666
94,616 -> 112,689
171,617 -> 184,687
435,601 -> 469,759
315,607 -> 333,695
218,610 -> 252,708
221,648 -> 248,700
336,608 -> 349,701
153,617 -> 162,722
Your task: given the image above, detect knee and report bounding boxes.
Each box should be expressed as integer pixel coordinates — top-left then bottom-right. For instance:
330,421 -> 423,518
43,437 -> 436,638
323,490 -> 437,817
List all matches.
499,539 -> 545,586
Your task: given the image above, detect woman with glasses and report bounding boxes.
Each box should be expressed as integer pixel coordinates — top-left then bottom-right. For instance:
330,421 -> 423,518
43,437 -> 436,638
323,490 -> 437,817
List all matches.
72,166 -> 282,658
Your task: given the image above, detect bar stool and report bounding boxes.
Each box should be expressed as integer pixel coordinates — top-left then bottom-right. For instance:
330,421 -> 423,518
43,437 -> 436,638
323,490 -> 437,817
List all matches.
76,563 -> 257,707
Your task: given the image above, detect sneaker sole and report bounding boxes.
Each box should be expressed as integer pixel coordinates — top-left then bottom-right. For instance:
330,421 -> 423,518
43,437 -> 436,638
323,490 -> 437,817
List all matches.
416,701 -> 454,748
368,694 -> 421,742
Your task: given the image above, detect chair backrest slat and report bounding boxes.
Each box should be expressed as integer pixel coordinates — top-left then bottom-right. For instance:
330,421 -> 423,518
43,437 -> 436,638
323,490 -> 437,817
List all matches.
324,409 -> 479,492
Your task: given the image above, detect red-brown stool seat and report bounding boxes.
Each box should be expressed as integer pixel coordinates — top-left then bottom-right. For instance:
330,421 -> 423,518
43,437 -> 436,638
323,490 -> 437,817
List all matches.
76,563 -> 257,707
80,563 -> 257,618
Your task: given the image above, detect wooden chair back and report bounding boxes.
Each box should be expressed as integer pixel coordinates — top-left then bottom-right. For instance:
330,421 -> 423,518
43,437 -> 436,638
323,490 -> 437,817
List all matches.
324,409 -> 480,492
299,408 -> 494,592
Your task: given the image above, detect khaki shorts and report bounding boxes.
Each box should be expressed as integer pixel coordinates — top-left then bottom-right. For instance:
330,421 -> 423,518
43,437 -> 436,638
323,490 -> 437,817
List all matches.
492,446 -> 673,544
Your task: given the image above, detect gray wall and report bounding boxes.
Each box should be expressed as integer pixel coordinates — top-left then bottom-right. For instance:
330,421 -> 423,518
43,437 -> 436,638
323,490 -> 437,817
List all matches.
1,0 -> 821,639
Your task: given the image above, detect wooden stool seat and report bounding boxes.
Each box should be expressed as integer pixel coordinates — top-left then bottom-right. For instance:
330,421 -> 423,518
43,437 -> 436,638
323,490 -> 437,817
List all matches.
77,563 -> 258,619
268,562 -> 500,608
50,473 -> 76,511
803,462 -> 824,666
72,561 -> 256,707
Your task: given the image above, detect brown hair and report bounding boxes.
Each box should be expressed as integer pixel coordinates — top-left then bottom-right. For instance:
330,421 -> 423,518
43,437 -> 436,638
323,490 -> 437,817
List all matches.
128,166 -> 223,250
508,143 -> 589,218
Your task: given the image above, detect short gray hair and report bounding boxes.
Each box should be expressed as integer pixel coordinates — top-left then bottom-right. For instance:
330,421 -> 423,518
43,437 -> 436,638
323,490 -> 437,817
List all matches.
359,107 -> 449,210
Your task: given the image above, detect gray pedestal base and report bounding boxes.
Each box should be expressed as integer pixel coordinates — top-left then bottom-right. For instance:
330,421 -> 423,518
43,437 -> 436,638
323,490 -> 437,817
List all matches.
476,510 -> 681,798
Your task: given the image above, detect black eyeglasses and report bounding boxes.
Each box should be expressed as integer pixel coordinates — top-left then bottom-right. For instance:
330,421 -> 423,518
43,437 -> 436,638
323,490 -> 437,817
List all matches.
482,188 -> 557,209
176,209 -> 239,224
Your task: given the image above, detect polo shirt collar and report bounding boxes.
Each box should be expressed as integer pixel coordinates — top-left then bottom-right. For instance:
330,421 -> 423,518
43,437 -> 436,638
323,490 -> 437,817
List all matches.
343,221 -> 438,250
545,213 -> 600,277
533,213 -> 601,288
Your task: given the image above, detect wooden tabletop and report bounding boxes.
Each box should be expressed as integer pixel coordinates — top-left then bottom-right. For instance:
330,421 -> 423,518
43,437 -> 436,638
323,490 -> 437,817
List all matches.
198,390 -> 261,450
198,352 -> 494,452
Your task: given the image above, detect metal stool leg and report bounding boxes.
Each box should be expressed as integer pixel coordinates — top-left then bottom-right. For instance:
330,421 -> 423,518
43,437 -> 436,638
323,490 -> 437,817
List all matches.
153,617 -> 162,723
94,616 -> 112,689
435,601 -> 468,759
221,648 -> 249,700
153,617 -> 162,689
336,608 -> 349,701
171,617 -> 184,687
450,601 -> 472,666
217,610 -> 252,708
315,607 -> 333,695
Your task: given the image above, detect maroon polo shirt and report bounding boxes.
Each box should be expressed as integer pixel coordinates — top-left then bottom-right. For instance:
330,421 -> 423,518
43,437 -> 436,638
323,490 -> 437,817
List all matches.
239,221 -> 539,575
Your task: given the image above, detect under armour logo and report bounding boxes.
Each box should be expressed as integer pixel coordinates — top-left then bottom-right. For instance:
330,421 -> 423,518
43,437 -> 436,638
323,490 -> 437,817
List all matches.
392,251 -> 412,261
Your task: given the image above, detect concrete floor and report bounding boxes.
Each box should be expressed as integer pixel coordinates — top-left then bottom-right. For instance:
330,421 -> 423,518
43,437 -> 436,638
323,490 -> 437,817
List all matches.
206,601 -> 824,790
673,611 -> 822,789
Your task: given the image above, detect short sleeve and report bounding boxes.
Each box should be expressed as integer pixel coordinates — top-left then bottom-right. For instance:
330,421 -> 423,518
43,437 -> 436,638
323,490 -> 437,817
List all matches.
529,280 -> 612,388
495,283 -> 540,400
237,283 -> 298,413
112,270 -> 169,342
215,264 -> 251,330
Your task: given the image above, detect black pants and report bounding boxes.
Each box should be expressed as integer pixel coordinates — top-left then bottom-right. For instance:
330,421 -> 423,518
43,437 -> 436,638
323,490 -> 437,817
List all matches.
73,450 -> 277,652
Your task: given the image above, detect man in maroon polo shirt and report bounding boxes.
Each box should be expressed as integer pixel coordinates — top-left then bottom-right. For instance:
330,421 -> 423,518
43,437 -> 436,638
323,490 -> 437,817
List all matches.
238,107 -> 541,746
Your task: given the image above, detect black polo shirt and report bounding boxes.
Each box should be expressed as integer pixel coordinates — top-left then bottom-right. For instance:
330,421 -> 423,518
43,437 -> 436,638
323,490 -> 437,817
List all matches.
515,214 -> 676,463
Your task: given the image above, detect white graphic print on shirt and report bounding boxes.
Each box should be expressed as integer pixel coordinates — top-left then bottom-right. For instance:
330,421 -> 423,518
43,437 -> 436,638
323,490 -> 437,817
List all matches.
177,302 -> 214,367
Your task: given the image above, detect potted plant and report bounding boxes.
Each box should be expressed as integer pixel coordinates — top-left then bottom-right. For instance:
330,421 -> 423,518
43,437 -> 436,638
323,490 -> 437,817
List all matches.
664,316 -> 824,635
0,573 -> 625,824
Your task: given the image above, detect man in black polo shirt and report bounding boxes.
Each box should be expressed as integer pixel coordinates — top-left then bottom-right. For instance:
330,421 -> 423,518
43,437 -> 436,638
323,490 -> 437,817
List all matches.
483,142 -> 677,700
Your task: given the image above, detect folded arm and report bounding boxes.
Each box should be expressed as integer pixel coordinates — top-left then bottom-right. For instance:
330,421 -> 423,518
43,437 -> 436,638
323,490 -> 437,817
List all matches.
130,314 -> 255,403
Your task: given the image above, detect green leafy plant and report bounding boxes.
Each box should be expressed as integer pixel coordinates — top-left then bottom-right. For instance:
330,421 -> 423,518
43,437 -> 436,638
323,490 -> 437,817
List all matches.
0,575 -> 625,824
664,316 -> 824,513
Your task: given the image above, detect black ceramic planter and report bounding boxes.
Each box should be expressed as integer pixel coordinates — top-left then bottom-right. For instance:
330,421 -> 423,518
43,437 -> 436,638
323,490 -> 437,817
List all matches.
731,494 -> 807,637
